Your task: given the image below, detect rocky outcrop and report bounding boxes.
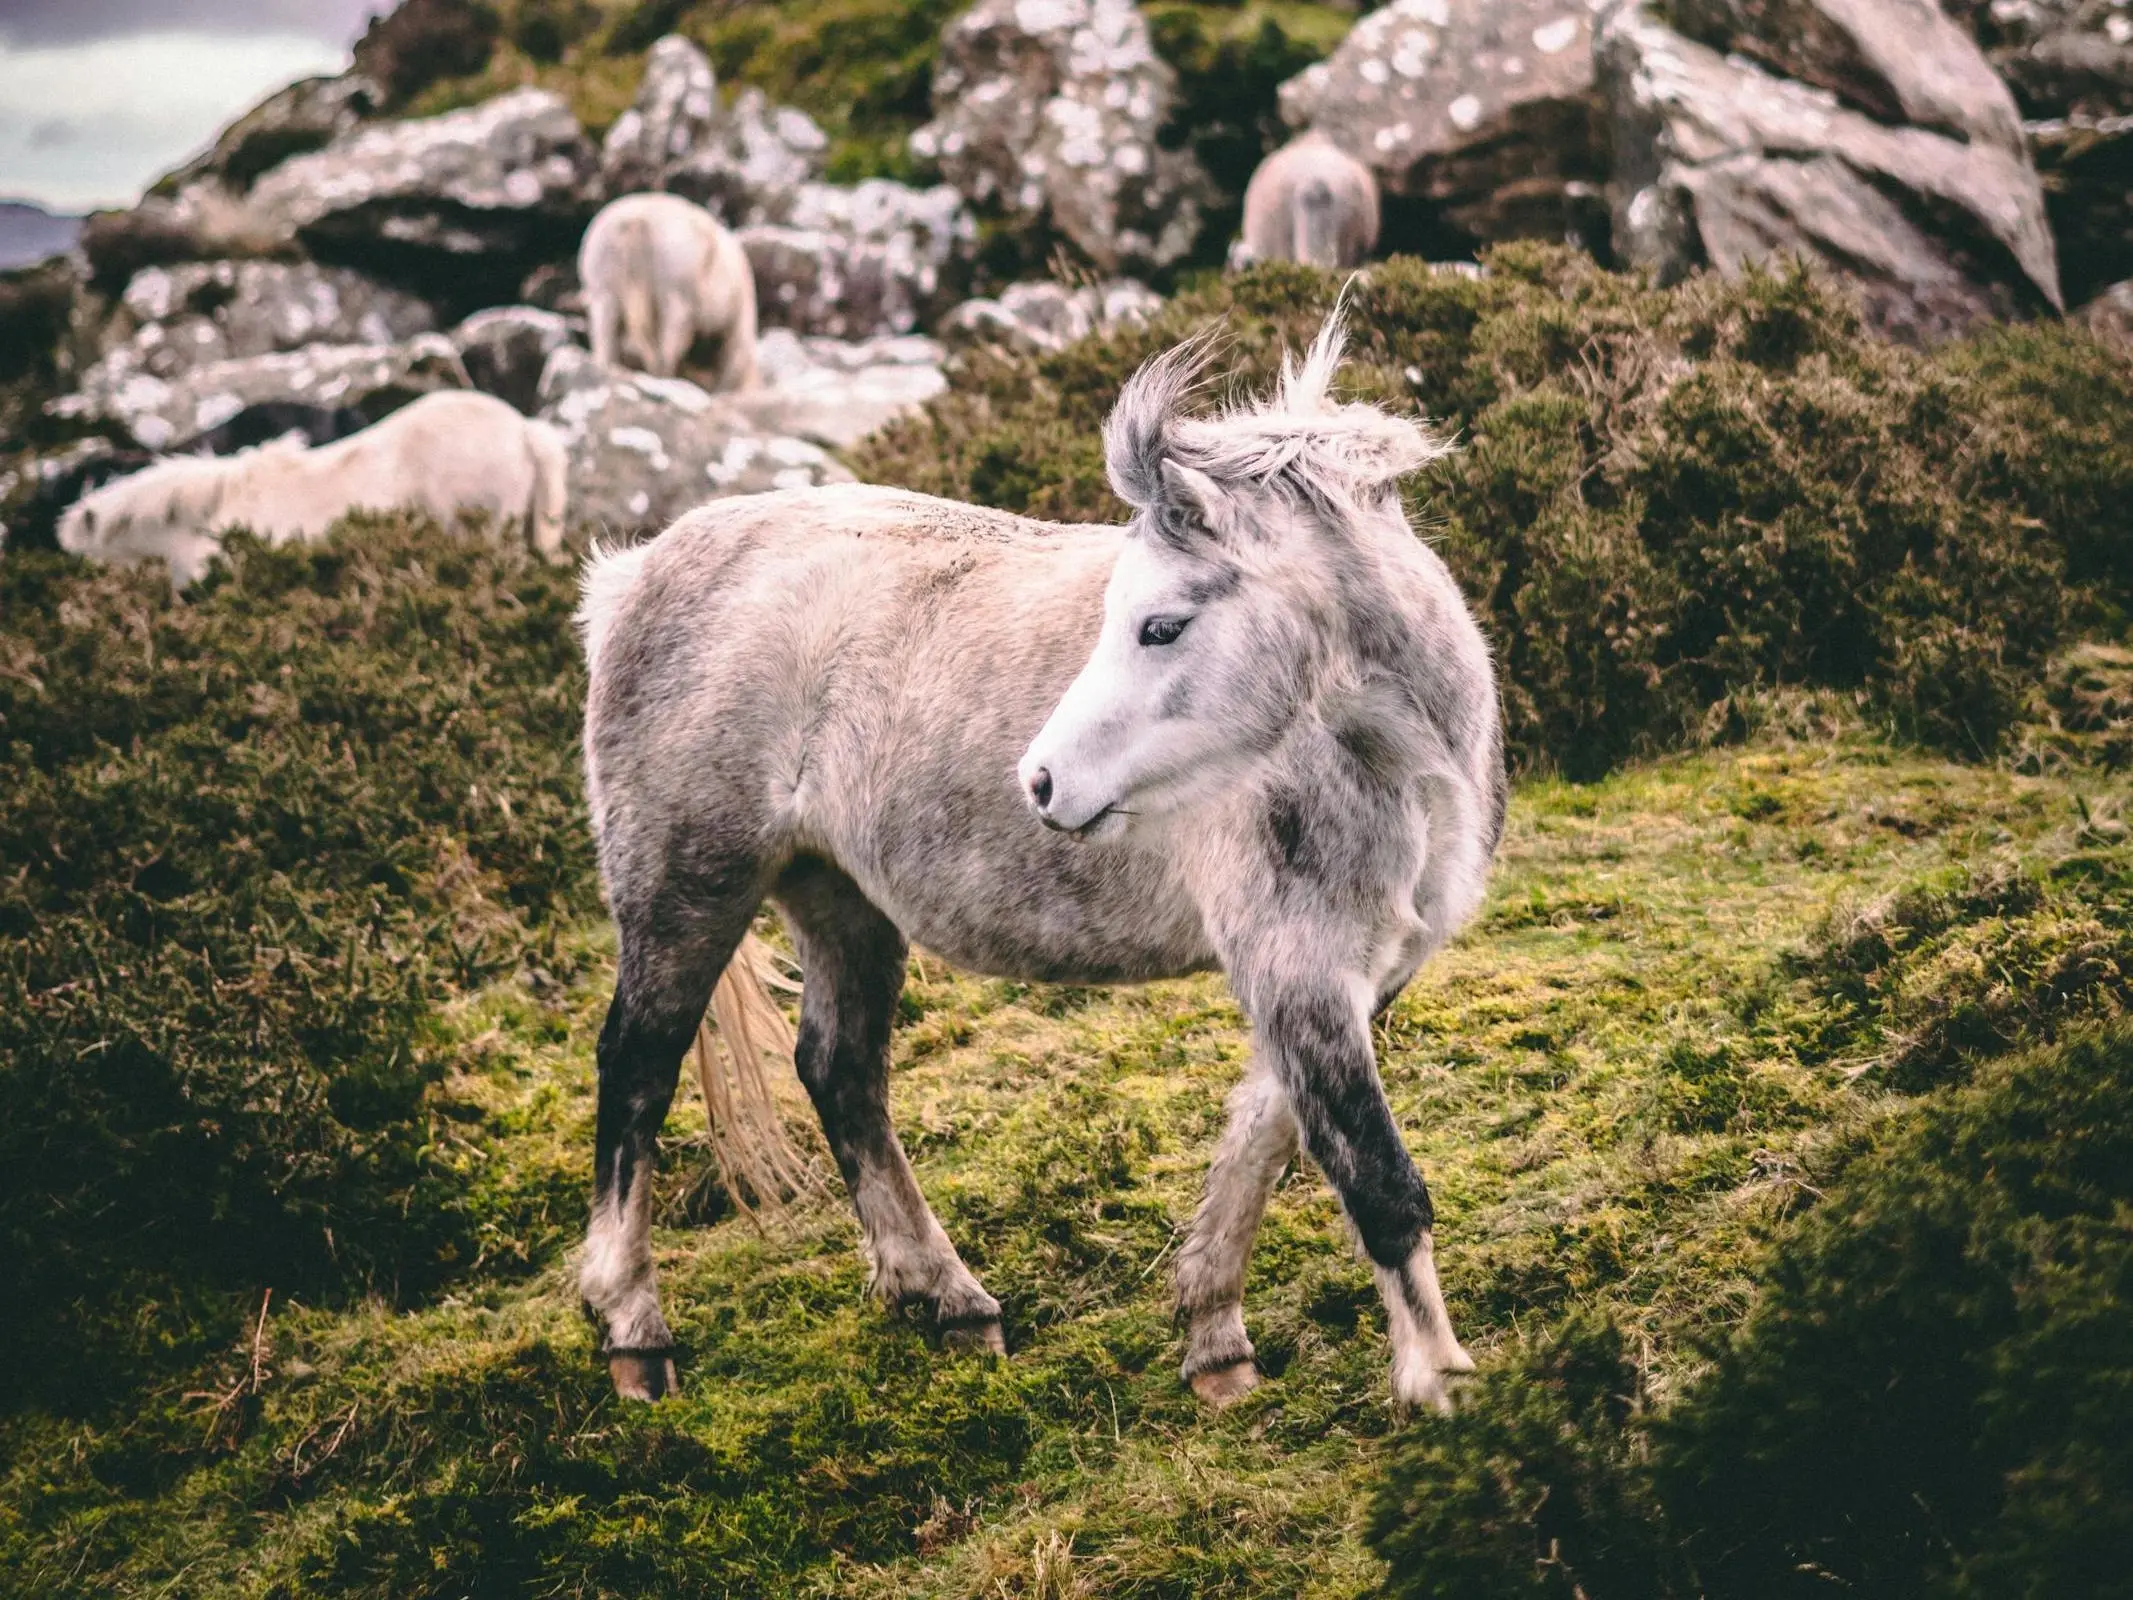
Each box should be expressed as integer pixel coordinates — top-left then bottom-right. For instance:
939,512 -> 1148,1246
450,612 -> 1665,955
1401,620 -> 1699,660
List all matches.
2073,276 -> 2133,343
535,345 -> 849,528
244,88 -> 600,311
739,180 -> 976,338
1277,0 -> 1610,253
1662,0 -> 2024,152
452,306 -> 578,415
78,186 -> 289,292
912,0 -> 1211,274
1945,0 -> 2133,308
740,330 -> 947,448
939,277 -> 1163,355
151,75 -> 380,198
600,35 -> 720,195
115,261 -> 437,374
54,334 -> 468,450
1947,0 -> 2133,120
2030,113 -> 2133,306
601,35 -> 829,225
1596,1 -> 2063,342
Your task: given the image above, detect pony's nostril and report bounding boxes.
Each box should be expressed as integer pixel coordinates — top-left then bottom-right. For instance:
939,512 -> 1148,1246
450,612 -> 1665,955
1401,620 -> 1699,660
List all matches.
1029,767 -> 1053,809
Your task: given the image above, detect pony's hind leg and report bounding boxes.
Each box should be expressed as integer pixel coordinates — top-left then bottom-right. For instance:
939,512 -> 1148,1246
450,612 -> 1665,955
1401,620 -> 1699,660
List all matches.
1174,1058 -> 1298,1406
583,890 -> 755,1400
773,857 -> 1004,1352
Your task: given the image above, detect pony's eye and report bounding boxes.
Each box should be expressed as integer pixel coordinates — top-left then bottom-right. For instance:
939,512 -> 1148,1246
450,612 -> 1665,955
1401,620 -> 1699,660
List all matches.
1138,615 -> 1190,648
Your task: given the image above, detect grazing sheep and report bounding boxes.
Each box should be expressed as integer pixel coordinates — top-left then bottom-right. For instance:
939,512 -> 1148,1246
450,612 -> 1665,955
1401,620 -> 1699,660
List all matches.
579,192 -> 760,391
574,314 -> 1504,1414
1234,132 -> 1380,270
59,389 -> 569,585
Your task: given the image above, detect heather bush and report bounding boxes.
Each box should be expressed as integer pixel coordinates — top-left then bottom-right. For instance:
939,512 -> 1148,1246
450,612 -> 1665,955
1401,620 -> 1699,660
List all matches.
0,522 -> 596,1405
1370,1024 -> 2133,1600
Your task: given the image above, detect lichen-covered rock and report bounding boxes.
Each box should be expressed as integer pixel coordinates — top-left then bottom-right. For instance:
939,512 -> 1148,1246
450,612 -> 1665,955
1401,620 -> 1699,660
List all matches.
244,88 -> 600,309
602,36 -> 829,225
2029,113 -> 2133,305
739,329 -> 947,448
116,260 -> 437,371
1945,0 -> 2133,119
452,305 -> 578,415
2073,274 -> 2133,343
738,180 -> 976,337
600,35 -> 721,195
1277,0 -> 1610,252
77,184 -> 286,291
1942,0 -> 2133,305
1597,1 -> 2063,342
152,74 -> 381,197
911,0 -> 1211,274
53,334 -> 468,450
535,344 -> 849,527
939,276 -> 1162,354
1662,0 -> 2025,152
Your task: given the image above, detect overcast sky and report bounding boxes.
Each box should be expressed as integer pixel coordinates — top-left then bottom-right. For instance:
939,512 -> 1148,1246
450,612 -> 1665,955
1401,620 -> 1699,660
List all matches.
0,0 -> 391,212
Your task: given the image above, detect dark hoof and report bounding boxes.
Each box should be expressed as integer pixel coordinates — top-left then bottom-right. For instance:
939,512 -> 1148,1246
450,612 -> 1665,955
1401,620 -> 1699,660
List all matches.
939,1317 -> 1007,1356
1189,1359 -> 1262,1409
608,1349 -> 680,1401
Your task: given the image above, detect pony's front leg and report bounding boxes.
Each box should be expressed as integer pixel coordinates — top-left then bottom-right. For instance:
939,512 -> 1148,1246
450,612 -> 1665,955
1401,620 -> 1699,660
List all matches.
1174,1058 -> 1298,1405
1246,962 -> 1473,1413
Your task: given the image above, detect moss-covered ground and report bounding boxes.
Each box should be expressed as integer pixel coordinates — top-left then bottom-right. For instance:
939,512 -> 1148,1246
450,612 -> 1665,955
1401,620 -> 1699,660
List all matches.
5,679 -> 2124,1596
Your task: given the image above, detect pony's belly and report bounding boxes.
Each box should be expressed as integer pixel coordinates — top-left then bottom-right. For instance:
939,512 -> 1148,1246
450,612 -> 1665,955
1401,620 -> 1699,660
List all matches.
847,845 -> 1217,987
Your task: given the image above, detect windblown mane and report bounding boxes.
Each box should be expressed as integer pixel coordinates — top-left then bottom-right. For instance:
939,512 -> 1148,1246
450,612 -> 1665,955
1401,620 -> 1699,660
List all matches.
1102,311 -> 1451,526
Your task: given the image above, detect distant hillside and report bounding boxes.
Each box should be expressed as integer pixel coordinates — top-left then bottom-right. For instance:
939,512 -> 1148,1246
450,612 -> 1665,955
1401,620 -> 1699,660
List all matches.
0,201 -> 81,271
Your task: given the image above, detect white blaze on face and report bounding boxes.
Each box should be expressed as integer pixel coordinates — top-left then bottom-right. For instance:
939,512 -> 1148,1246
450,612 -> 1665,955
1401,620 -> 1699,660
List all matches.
1019,527 -> 1260,838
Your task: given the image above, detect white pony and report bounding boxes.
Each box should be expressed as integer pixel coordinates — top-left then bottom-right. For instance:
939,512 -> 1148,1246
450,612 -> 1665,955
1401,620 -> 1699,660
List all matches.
574,315 -> 1505,1413
59,389 -> 569,586
579,192 -> 760,391
1234,132 -> 1381,270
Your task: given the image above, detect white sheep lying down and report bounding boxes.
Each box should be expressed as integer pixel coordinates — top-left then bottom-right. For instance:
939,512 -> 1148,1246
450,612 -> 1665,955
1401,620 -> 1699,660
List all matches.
579,191 -> 759,390
59,390 -> 570,587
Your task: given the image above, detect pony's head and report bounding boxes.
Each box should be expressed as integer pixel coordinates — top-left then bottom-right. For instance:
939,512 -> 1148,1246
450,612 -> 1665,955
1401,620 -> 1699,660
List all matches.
58,450 -> 245,586
1018,312 -> 1450,838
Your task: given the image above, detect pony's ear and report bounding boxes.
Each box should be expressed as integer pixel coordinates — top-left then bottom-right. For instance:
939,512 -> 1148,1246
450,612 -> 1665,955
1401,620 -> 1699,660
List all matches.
1104,331 -> 1217,511
1153,457 -> 1237,546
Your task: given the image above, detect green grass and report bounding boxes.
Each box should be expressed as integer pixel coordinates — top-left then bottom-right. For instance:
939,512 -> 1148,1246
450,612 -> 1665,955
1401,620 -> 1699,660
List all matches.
5,689 -> 2124,1597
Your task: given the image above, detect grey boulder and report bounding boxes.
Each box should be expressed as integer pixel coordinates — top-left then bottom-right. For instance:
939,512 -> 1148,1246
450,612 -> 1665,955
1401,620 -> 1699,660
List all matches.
602,36 -> 830,226
1597,1 -> 2063,342
54,334 -> 469,451
1660,0 -> 2025,153
739,180 -> 976,337
600,35 -> 721,196
2072,275 -> 2133,343
1278,0 -> 1610,252
452,305 -> 579,414
912,0 -> 1211,274
245,88 -> 600,307
740,329 -> 947,449
114,260 -> 438,376
535,345 -> 850,529
1944,0 -> 2133,119
152,74 -> 381,197
939,277 -> 1164,355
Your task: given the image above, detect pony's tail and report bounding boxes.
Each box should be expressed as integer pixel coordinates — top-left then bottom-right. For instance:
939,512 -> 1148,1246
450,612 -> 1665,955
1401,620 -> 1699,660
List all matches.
613,213 -> 660,372
691,933 -> 830,1227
